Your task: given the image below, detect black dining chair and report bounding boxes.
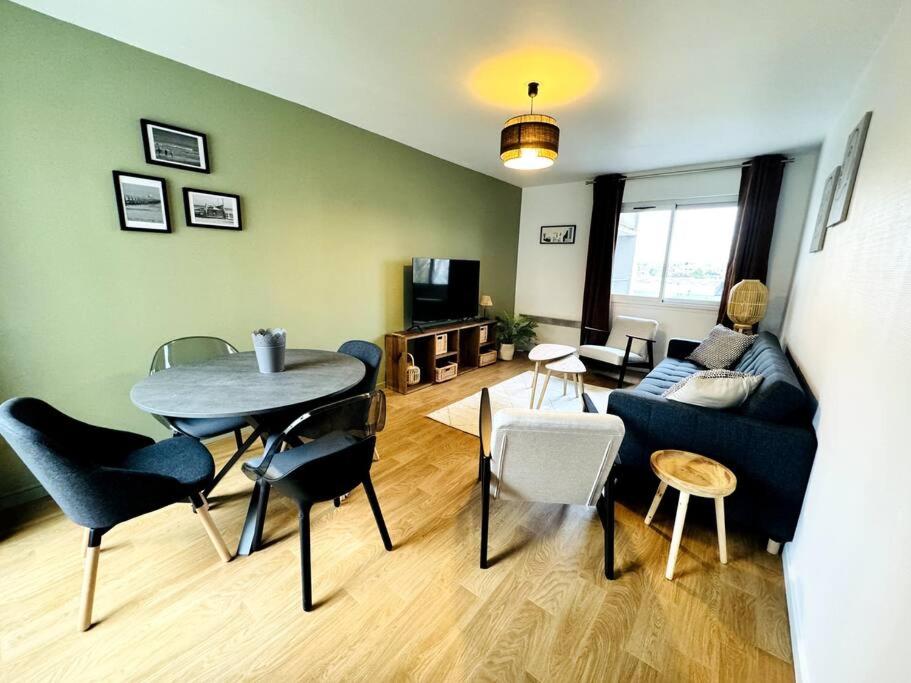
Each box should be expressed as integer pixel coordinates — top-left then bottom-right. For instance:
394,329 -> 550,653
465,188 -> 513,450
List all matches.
323,339 -> 383,462
279,339 -> 384,507
0,397 -> 232,632
235,341 -> 385,555
337,340 -> 382,396
241,390 -> 392,611
290,340 -> 383,439
149,336 -> 258,493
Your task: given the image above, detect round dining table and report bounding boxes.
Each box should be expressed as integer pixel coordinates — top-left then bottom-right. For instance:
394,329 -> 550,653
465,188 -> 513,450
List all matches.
130,349 -> 365,556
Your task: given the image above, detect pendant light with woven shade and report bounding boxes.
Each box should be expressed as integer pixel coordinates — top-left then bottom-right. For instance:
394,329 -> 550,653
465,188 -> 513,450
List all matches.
500,82 -> 560,170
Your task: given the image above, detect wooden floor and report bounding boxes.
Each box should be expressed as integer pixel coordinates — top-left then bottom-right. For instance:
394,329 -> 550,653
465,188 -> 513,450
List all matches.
0,360 -> 793,682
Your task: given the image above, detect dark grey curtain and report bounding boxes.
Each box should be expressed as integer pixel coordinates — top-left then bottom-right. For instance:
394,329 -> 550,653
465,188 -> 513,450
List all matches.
718,154 -> 786,327
580,174 -> 625,345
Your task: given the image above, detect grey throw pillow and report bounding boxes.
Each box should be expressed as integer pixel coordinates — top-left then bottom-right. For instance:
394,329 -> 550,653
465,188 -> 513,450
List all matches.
687,325 -> 757,369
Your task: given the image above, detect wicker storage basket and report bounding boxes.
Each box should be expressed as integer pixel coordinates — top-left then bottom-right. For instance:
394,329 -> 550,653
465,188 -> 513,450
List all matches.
434,333 -> 448,355
479,349 -> 497,367
434,361 -> 458,382
479,325 -> 489,344
406,353 -> 421,385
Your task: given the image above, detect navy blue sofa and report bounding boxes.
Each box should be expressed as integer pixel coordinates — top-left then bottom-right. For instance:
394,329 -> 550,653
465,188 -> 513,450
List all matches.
601,331 -> 816,544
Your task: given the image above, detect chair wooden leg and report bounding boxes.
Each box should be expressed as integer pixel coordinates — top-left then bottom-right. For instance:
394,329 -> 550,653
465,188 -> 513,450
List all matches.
373,447 -> 380,462
644,481 -> 668,526
363,475 -> 393,551
617,361 -> 628,389
715,497 -> 728,564
78,529 -> 103,632
299,505 -> 313,611
234,429 -> 243,451
573,373 -> 580,398
536,370 -> 553,409
665,491 -> 689,580
529,362 -> 540,408
578,374 -> 584,398
333,497 -> 341,508
480,457 -> 491,569
191,494 -> 232,563
81,527 -> 90,558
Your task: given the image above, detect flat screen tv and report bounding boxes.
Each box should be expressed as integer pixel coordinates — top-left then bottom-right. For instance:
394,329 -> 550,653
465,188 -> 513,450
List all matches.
411,257 -> 480,326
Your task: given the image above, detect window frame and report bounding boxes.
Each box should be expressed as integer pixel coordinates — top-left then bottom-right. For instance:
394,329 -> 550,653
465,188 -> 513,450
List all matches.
612,195 -> 739,310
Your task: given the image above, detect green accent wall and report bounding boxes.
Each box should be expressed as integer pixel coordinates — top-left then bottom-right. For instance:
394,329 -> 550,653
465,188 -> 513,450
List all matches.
0,1 -> 521,505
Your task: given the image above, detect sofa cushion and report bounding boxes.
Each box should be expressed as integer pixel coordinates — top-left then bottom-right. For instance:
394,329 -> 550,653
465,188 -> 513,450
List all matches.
633,356 -> 702,397
733,332 -> 806,422
687,324 -> 757,369
663,369 -> 764,409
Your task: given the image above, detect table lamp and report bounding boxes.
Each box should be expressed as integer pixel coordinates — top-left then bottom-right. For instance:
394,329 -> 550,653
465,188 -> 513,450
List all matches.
479,295 -> 493,319
727,279 -> 768,333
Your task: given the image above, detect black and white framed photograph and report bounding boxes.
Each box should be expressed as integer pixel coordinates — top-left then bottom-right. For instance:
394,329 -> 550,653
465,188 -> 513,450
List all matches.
827,110 -> 872,227
540,224 -> 576,244
112,171 -> 171,233
183,188 -> 242,230
140,119 -> 210,173
810,166 -> 840,253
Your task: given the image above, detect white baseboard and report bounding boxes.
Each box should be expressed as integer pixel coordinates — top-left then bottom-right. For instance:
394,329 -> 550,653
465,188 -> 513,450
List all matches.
0,483 -> 47,510
783,543 -> 809,683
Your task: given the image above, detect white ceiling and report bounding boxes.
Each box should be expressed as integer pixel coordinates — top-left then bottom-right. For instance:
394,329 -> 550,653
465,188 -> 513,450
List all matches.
15,0 -> 901,187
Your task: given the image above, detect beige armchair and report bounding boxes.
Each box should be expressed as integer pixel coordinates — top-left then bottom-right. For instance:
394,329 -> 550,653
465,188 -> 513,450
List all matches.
477,388 -> 626,578
579,315 -> 659,387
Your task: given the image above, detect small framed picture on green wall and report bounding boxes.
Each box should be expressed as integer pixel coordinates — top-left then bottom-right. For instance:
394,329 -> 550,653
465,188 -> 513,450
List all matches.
183,188 -> 242,230
112,171 -> 172,233
140,119 -> 210,173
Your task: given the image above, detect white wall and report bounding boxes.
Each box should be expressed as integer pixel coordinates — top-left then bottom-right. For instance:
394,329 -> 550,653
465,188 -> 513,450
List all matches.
514,180 -> 593,349
514,151 -> 818,361
780,3 -> 910,681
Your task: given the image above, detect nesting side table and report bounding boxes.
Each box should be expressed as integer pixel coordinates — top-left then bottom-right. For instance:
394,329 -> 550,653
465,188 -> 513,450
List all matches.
536,355 -> 587,409
526,343 -> 575,408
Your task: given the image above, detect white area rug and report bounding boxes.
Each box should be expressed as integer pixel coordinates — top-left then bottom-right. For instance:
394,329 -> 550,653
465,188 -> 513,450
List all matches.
426,370 -> 612,437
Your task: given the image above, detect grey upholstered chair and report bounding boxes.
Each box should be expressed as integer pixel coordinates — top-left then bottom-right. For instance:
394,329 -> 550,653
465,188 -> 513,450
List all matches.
477,388 -> 626,578
0,397 -> 232,632
150,336 -> 253,493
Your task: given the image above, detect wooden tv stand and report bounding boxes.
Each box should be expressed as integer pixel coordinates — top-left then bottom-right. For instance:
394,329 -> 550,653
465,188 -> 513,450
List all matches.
385,319 -> 497,394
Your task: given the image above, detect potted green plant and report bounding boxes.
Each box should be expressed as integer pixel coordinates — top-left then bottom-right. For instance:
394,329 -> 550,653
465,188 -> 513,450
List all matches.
495,313 -> 538,361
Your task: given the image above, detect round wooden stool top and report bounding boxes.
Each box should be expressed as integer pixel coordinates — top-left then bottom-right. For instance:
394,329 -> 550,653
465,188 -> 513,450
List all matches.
650,450 -> 736,498
545,355 -> 586,374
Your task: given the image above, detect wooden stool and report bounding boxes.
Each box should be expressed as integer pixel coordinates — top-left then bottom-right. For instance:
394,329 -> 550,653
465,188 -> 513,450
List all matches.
527,344 -> 575,408
645,450 -> 737,580
536,355 -> 587,409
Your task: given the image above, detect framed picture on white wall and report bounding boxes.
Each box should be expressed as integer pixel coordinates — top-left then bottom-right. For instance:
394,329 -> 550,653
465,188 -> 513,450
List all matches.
540,225 -> 576,244
810,166 -> 840,253
827,111 -> 872,227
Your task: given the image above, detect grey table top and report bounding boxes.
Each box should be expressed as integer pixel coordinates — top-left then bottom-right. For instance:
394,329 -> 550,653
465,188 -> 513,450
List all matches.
130,349 -> 365,419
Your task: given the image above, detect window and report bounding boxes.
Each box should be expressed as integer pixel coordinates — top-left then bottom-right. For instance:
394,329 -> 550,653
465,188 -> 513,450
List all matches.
612,201 -> 738,305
